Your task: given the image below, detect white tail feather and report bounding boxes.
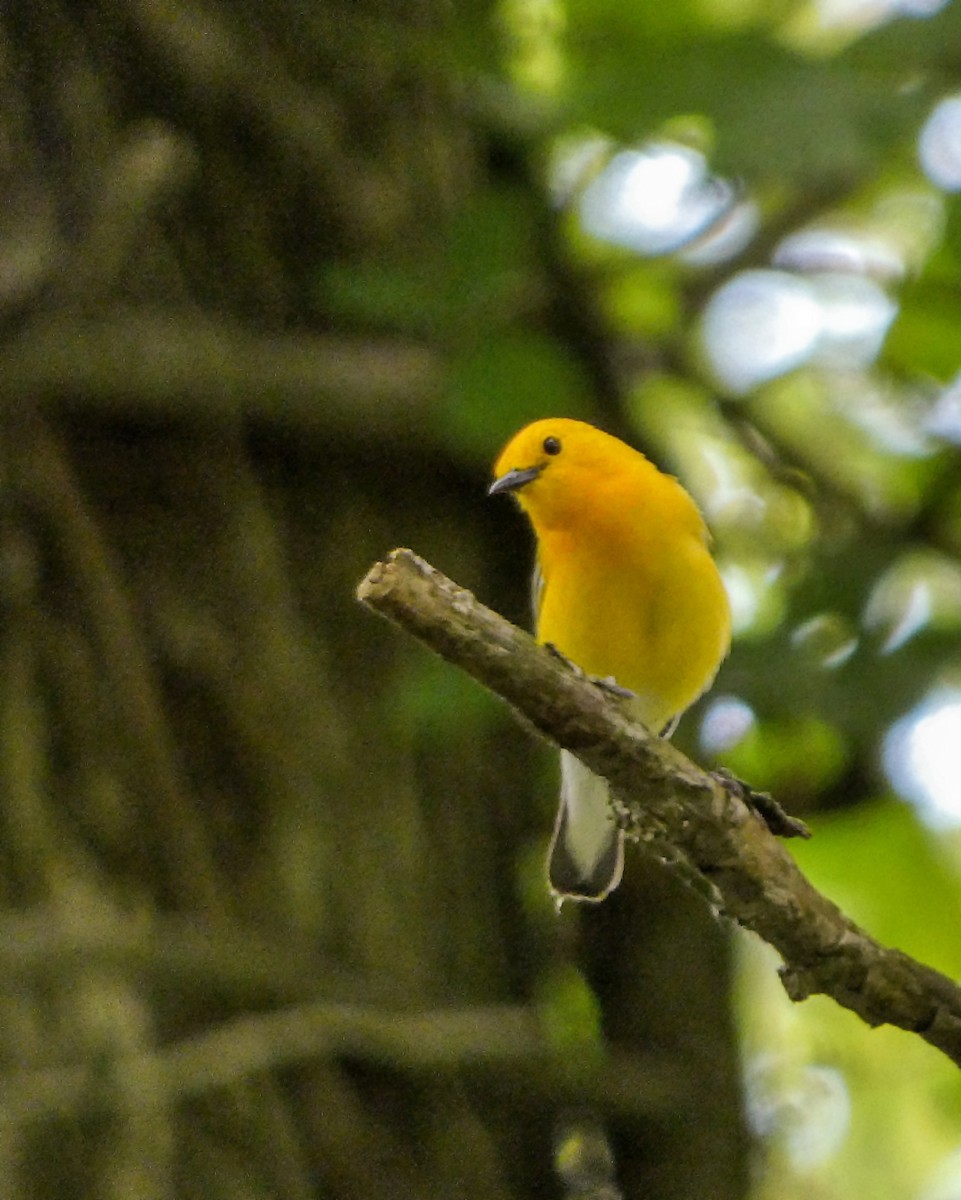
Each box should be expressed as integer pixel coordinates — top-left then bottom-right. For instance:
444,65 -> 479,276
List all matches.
547,751 -> 624,904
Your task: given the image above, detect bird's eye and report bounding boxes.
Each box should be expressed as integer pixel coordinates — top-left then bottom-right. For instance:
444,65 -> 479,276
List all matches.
543,436 -> 562,456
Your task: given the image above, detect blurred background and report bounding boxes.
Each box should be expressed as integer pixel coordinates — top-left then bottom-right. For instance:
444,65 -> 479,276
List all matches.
3,0 -> 961,1197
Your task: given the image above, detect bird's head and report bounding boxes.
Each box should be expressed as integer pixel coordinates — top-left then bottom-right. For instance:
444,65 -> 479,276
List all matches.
489,418 -> 644,531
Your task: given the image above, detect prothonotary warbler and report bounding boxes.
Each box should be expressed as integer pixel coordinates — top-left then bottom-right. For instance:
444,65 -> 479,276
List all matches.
489,418 -> 731,904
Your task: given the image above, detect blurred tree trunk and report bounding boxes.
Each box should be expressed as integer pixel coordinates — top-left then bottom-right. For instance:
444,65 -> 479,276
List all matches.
0,2 -> 749,1198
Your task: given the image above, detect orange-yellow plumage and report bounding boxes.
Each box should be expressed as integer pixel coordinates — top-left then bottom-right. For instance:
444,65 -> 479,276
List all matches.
490,418 -> 731,904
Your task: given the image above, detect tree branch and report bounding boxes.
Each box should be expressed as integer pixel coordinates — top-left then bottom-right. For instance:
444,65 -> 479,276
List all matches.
357,548 -> 961,1069
0,995 -> 683,1127
1,310 -> 439,432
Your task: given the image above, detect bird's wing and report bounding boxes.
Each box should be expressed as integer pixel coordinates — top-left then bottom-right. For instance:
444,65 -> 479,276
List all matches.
530,557 -> 545,630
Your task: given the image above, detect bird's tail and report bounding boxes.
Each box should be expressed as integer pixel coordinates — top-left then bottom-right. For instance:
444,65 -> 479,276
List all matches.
547,750 -> 624,905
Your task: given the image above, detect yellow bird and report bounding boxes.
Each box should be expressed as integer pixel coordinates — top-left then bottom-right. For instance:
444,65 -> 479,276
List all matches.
489,418 -> 731,904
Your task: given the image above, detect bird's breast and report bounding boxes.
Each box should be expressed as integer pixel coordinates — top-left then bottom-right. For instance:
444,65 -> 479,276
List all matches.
535,526 -> 730,729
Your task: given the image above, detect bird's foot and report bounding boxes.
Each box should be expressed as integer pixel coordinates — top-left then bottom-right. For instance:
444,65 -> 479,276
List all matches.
590,674 -> 635,699
543,643 -> 635,699
712,768 -> 811,840
544,642 -> 580,673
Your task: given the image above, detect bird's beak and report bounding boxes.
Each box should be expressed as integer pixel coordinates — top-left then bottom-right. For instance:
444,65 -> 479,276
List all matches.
488,465 -> 542,497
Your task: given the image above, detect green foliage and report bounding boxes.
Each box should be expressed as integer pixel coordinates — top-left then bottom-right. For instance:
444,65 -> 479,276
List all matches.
794,801 -> 961,976
445,329 -> 594,454
392,649 -> 503,740
495,2 -> 961,1192
742,803 -> 961,1200
599,261 -> 681,338
320,189 -> 543,340
886,237 -> 961,378
536,963 -> 606,1069
720,713 -> 849,798
561,12 -> 933,179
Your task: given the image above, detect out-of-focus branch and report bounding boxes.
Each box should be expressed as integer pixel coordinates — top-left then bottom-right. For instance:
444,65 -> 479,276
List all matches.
357,548 -> 961,1070
0,996 -> 684,1125
0,911 -> 373,1006
1,310 -> 440,430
